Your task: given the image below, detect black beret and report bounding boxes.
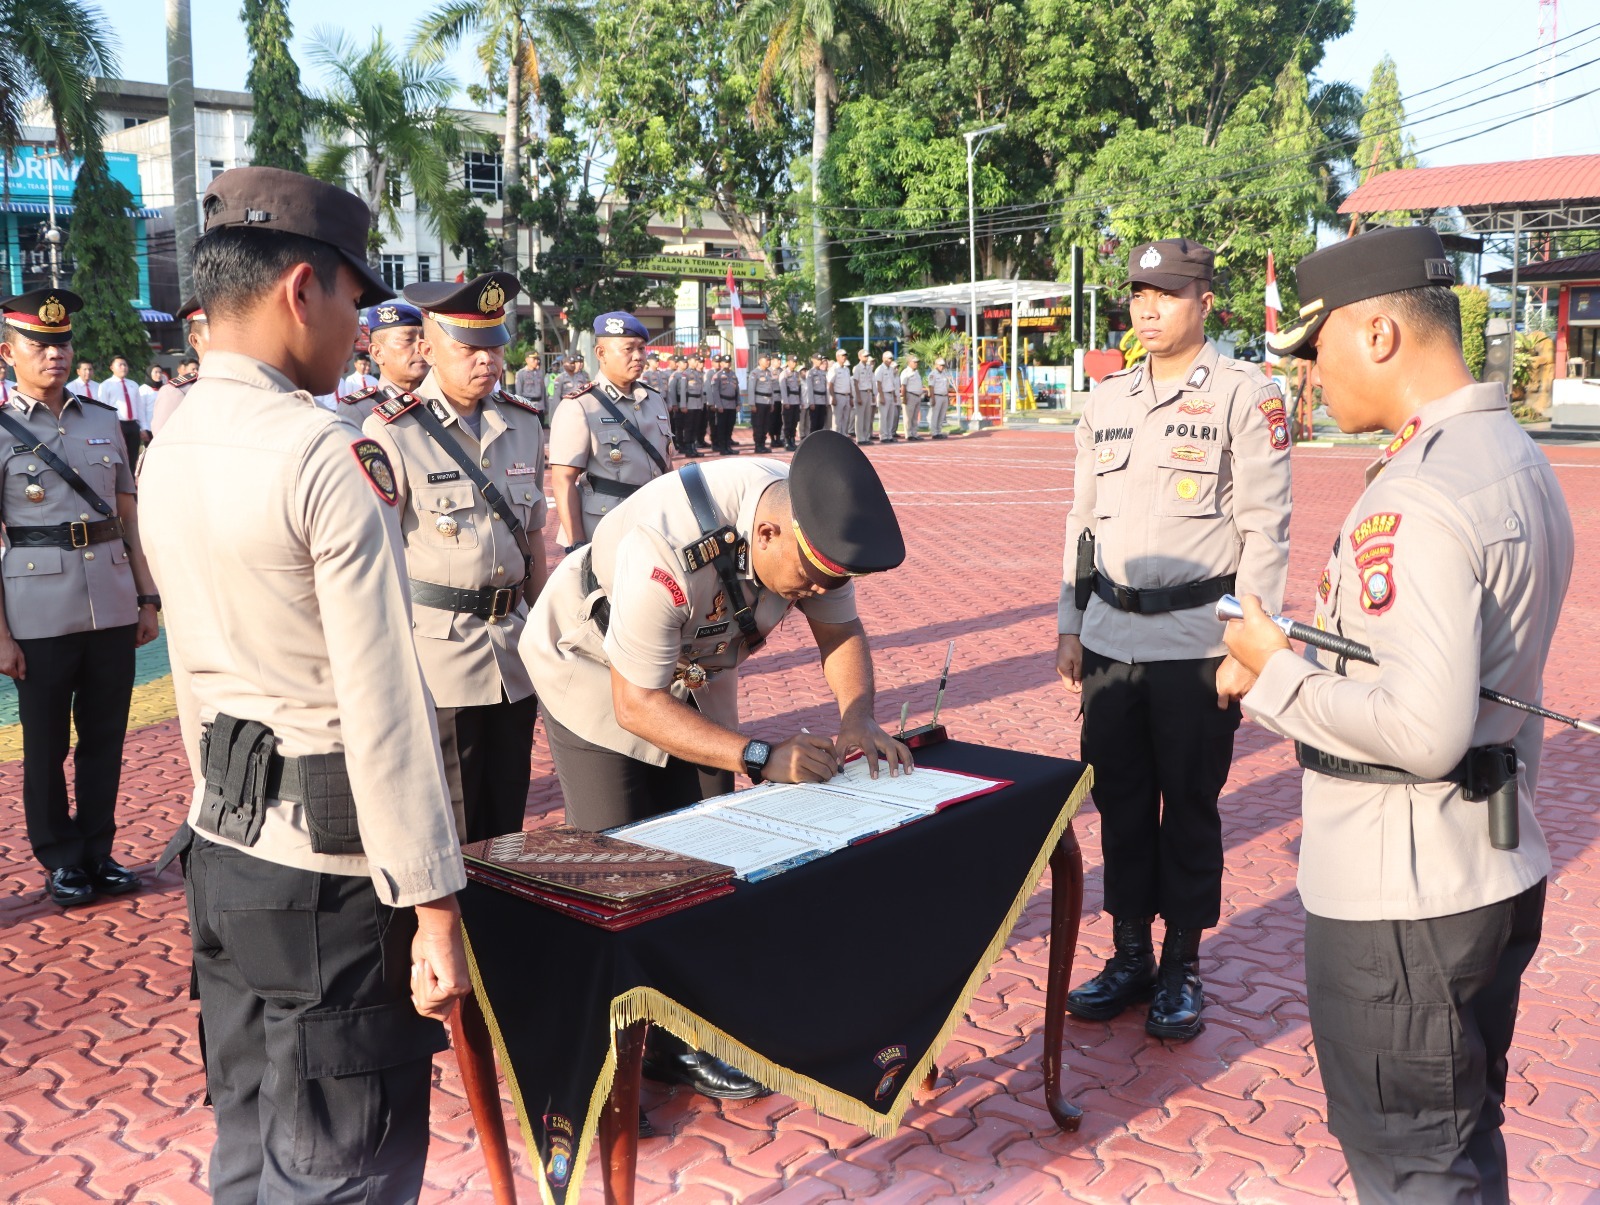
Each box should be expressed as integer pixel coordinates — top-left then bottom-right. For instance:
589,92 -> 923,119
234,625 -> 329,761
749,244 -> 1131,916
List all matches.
789,430 -> 905,583
404,272 -> 521,348
1269,226 -> 1455,359
202,166 -> 389,307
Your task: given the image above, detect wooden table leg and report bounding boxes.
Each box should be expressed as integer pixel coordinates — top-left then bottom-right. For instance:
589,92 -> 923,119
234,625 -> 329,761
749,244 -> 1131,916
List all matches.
1042,824 -> 1085,1132
452,993 -> 518,1205
600,1019 -> 647,1205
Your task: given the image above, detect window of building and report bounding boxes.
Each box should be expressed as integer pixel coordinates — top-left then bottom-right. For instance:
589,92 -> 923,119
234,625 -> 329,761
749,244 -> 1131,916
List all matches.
123,116 -> 142,129
386,174 -> 403,208
464,151 -> 503,199
415,255 -> 432,283
208,159 -> 226,183
380,255 -> 406,291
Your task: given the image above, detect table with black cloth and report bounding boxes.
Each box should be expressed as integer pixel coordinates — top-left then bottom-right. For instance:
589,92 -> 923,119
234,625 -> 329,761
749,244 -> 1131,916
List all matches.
452,741 -> 1091,1205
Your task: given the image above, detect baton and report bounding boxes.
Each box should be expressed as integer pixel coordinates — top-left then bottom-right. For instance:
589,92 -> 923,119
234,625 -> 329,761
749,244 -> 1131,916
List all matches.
1215,595 -> 1600,737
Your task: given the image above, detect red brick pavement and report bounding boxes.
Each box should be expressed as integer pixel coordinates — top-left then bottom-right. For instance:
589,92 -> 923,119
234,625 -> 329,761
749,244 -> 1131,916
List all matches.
5,429 -> 1600,1202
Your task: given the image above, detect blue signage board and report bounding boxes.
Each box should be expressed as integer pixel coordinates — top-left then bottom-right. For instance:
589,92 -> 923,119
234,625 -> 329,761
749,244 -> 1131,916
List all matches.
0,146 -> 142,204
1571,287 -> 1600,324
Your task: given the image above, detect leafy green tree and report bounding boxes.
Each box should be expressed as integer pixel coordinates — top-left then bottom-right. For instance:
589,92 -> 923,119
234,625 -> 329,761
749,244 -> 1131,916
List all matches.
728,0 -> 912,337
1353,55 -> 1418,225
1454,284 -> 1489,378
518,76 -> 669,344
306,27 -> 477,260
243,0 -> 309,171
0,0 -> 114,154
413,0 -> 594,330
65,150 -> 148,373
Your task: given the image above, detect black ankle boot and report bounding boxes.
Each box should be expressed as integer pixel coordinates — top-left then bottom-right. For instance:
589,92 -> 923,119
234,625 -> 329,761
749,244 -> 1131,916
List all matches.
1065,916 -> 1157,1020
1145,927 -> 1205,1041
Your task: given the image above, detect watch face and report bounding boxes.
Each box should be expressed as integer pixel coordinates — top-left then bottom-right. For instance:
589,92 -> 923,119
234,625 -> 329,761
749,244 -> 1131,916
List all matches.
748,740 -> 771,766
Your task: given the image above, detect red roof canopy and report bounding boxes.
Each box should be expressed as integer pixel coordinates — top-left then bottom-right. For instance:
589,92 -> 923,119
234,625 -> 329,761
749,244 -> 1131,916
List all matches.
1341,155 -> 1600,216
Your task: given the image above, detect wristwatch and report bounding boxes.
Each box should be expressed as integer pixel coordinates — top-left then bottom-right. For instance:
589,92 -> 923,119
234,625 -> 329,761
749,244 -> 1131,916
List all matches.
742,739 -> 771,783
136,594 -> 161,610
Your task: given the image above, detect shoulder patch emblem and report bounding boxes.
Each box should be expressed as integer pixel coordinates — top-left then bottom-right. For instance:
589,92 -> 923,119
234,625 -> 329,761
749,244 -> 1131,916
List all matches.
1386,416 -> 1421,457
342,385 -> 382,404
1257,392 -> 1291,451
1360,556 -> 1396,614
1350,512 -> 1401,550
651,566 -> 687,607
171,369 -> 199,388
351,438 -> 398,505
496,388 -> 543,414
374,392 -> 422,423
1317,569 -> 1331,601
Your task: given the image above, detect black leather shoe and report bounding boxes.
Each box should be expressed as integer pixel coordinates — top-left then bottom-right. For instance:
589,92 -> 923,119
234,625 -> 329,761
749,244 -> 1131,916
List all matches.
86,857 -> 142,896
1065,915 -> 1157,1020
45,866 -> 99,908
1146,927 -> 1205,1041
638,1108 -> 655,1139
642,1048 -> 770,1100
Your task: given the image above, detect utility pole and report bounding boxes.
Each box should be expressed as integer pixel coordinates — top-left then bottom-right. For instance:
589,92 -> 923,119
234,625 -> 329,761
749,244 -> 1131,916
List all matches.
166,0 -> 199,303
964,123 -> 1003,431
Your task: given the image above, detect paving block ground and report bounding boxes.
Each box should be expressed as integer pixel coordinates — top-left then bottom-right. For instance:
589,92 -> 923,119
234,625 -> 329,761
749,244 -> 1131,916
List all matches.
4,428 -> 1600,1202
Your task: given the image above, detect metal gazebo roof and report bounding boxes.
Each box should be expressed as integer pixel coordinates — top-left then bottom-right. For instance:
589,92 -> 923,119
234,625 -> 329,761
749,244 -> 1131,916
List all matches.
841,280 -> 1067,308
1339,154 -> 1600,233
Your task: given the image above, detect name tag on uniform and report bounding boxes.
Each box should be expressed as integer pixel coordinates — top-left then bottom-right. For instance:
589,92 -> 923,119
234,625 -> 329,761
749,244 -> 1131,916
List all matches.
427,470 -> 461,483
506,463 -> 538,476
695,622 -> 729,638
87,437 -> 112,445
600,416 -> 621,424
10,444 -> 29,454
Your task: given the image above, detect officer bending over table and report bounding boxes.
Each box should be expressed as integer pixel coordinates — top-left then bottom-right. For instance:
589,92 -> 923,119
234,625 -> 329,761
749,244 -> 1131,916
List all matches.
1222,226 -> 1573,1205
523,429 -> 911,1102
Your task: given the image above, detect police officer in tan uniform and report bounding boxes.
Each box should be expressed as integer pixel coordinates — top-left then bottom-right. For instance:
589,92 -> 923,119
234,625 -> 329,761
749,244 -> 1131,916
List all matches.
523,428 -> 910,1100
852,348 -> 876,444
640,350 -> 671,404
746,353 -> 777,452
1223,227 -> 1573,1204
550,355 -> 590,426
899,352 -> 926,440
927,356 -> 957,438
148,297 -> 210,437
0,288 -> 160,907
684,352 -> 709,452
515,351 -> 547,412
829,347 -> 854,436
804,352 -> 831,441
342,300 -> 429,424
875,350 -> 901,442
139,165 -> 469,1201
550,311 -> 673,553
360,272 -> 548,845
777,353 -> 802,449
1057,237 -> 1292,1041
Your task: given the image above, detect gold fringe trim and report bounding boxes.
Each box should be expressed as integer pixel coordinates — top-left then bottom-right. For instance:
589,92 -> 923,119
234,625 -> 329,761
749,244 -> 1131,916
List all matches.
468,766 -> 1092,1201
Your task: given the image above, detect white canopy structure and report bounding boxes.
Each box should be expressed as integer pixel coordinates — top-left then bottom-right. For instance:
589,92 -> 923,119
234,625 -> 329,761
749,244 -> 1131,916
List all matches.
841,280 -> 1089,418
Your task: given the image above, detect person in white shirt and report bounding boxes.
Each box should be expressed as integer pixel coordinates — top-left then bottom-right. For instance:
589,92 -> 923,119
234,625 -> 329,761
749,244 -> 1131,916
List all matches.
342,352 -> 378,396
139,365 -> 166,434
66,360 -> 97,400
97,355 -> 144,466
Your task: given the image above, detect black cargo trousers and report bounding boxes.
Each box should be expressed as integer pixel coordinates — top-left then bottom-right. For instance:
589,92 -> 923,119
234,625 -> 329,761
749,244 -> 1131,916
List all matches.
185,836 -> 448,1204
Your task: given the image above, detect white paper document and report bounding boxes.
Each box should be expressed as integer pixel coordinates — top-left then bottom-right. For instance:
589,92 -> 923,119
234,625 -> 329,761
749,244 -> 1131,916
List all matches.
815,760 -> 1005,812
615,812 -> 821,879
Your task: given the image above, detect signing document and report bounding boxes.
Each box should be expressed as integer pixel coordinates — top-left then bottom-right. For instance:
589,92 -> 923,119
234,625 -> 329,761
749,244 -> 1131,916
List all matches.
614,762 -> 1010,880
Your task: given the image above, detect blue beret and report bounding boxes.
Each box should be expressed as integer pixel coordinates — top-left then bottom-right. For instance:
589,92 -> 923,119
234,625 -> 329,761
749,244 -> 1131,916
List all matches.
364,301 -> 423,332
593,311 -> 649,339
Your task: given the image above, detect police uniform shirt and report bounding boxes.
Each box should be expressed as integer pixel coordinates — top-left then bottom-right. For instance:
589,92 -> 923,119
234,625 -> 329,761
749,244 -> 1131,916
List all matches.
551,369 -> 590,423
523,459 -> 858,765
515,365 -> 546,403
874,361 -> 897,401
361,370 -> 546,710
781,366 -> 802,404
714,366 -> 740,408
829,362 -> 853,400
548,370 -> 673,533
748,365 -> 776,403
339,383 -> 390,424
149,373 -> 197,437
640,365 -> 670,400
901,365 -> 925,398
684,368 -> 706,410
808,364 -> 831,400
1243,383 -> 1573,922
1059,341 -> 1292,661
928,367 -> 957,399
852,360 -> 875,400
139,351 -> 464,906
1,392 -> 138,638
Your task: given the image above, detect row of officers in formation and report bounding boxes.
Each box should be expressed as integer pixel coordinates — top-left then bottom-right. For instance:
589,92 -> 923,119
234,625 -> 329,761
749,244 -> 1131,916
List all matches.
0,161 -> 1570,1205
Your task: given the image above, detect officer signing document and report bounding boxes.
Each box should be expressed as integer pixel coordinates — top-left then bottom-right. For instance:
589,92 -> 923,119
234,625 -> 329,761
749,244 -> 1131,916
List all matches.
1222,226 -> 1574,1203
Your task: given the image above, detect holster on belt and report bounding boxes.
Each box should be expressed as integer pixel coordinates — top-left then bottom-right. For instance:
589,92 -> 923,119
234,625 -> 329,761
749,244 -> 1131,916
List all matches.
197,714 -> 276,847
1073,529 -> 1096,611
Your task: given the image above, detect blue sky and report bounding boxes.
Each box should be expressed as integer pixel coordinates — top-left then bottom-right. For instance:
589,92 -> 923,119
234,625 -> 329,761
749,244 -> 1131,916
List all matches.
104,0 -> 1600,168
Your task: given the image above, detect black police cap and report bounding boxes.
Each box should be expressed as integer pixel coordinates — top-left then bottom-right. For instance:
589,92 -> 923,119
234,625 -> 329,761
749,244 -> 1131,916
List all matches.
1,288 -> 82,345
789,430 -> 905,584
403,272 -> 522,348
1269,226 -> 1456,359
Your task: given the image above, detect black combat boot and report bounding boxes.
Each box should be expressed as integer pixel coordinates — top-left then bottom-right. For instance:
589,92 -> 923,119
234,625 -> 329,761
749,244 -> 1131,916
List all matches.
1065,916 -> 1157,1020
1145,927 -> 1205,1041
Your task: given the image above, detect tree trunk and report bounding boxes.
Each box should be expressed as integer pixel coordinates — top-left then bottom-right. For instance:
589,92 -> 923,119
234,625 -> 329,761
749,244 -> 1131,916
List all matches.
813,56 -> 834,342
502,33 -> 522,335
165,0 -> 199,303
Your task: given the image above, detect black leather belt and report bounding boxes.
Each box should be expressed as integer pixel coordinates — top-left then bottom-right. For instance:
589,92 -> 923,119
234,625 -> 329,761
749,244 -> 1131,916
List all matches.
1296,741 -> 1514,791
1092,572 -> 1236,615
585,475 -> 641,500
410,579 -> 523,621
8,518 -> 124,549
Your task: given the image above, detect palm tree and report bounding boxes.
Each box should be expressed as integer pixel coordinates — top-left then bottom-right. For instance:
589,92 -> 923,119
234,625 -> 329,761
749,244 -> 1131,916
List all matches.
0,0 -> 115,154
412,0 -> 594,334
730,0 -> 911,340
306,27 -> 476,262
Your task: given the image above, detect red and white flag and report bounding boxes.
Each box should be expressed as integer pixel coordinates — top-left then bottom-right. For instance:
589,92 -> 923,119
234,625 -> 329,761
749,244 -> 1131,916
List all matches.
726,267 -> 749,376
1264,250 -> 1281,365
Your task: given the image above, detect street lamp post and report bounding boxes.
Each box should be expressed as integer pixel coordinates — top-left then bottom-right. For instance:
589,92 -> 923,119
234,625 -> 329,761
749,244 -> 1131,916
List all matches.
42,149 -> 62,288
964,122 -> 1003,432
